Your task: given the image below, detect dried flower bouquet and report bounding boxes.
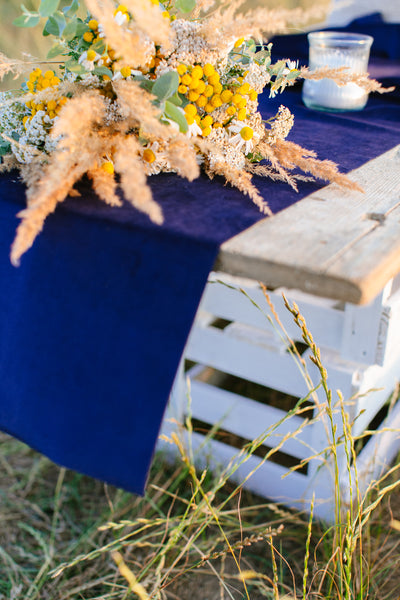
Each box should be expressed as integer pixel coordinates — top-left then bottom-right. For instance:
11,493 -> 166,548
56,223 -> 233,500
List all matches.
0,0 -> 386,265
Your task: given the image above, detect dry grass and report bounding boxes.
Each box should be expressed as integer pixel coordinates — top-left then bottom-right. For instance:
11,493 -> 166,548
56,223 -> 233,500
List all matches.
1,415 -> 400,600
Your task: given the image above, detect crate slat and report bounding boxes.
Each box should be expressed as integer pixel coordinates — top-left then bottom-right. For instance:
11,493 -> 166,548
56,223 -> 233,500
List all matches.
188,378 -> 312,460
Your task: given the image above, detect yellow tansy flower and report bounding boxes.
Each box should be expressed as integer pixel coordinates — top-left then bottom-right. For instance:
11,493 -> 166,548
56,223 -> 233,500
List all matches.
203,63 -> 214,77
102,161 -> 115,173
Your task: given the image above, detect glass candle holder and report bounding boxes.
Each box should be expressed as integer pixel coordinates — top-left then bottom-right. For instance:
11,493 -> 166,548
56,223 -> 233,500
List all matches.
302,31 -> 373,112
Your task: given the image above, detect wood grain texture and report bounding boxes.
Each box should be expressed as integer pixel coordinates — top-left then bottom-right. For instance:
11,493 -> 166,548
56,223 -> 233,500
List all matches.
216,144 -> 400,305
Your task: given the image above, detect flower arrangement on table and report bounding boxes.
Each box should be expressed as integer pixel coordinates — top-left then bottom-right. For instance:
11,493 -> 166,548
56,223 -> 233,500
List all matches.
0,0 -> 386,265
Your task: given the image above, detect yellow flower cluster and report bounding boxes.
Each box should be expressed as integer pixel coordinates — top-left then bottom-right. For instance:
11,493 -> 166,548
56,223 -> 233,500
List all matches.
26,68 -> 60,93
82,17 -> 102,44
24,69 -> 66,129
178,63 -> 258,136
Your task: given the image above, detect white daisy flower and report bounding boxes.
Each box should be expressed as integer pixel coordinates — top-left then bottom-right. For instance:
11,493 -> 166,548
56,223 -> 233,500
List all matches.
142,141 -> 171,175
282,59 -> 299,76
114,10 -> 129,26
186,120 -> 202,138
228,120 -> 257,155
78,50 -> 102,71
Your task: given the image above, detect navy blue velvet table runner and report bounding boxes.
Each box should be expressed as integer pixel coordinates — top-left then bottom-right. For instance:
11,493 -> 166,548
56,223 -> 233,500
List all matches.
0,23 -> 399,493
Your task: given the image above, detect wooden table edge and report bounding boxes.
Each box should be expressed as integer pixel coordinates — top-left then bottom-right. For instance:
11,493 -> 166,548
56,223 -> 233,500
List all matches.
215,144 -> 400,306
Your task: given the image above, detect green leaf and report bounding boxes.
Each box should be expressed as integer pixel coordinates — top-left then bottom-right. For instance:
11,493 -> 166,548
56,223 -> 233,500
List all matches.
47,43 -> 66,59
43,11 -> 66,36
137,78 -> 154,95
0,135 -> 11,156
62,0 -> 79,16
152,71 -> 179,101
13,14 -> 40,28
254,50 -> 270,61
164,101 -> 188,133
64,59 -> 86,74
91,38 -> 106,55
0,146 -> 10,157
288,69 -> 300,80
75,21 -> 88,37
167,92 -> 182,106
93,66 -> 113,78
62,18 -> 78,40
39,0 -> 60,17
175,0 -> 196,13
245,39 -> 256,53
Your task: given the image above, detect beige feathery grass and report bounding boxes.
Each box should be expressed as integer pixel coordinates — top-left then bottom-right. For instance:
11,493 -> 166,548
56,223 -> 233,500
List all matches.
88,165 -> 123,207
202,3 -> 330,46
165,137 -> 200,181
272,138 -> 364,192
85,0 -> 154,68
0,52 -> 30,81
208,160 -> 272,215
113,134 -> 164,224
113,80 -> 172,139
123,0 -> 173,50
10,92 -> 107,265
85,0 -> 172,68
301,66 -> 396,94
246,158 -> 301,191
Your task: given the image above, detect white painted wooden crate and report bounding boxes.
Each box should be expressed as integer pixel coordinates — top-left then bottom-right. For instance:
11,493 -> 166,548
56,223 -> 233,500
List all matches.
162,272 -> 400,522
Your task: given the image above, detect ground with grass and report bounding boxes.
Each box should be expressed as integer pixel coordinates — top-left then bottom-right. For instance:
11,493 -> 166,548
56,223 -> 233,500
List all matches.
1,427 -> 400,600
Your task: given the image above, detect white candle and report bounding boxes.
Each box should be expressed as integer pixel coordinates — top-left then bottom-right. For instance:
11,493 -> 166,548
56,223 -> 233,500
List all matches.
302,31 -> 373,111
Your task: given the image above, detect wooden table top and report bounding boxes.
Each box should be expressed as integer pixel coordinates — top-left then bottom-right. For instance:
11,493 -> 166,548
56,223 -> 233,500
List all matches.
215,144 -> 400,305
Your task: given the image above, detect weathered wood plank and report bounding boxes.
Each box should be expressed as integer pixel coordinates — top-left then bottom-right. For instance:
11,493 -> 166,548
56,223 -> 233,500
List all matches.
216,145 -> 400,304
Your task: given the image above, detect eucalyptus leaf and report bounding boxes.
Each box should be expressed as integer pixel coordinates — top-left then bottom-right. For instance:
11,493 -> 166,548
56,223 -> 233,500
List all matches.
65,59 -> 86,74
62,0 -> 79,16
0,135 -> 11,155
91,39 -> 106,55
93,66 -> 113,78
39,0 -> 60,17
164,101 -> 188,133
254,50 -> 270,61
13,14 -> 40,28
62,18 -> 78,40
167,92 -> 182,106
175,0 -> 196,13
138,78 -> 154,93
47,43 -> 67,59
152,71 -> 179,101
43,12 -> 66,36
75,21 -> 88,36
0,146 -> 10,157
